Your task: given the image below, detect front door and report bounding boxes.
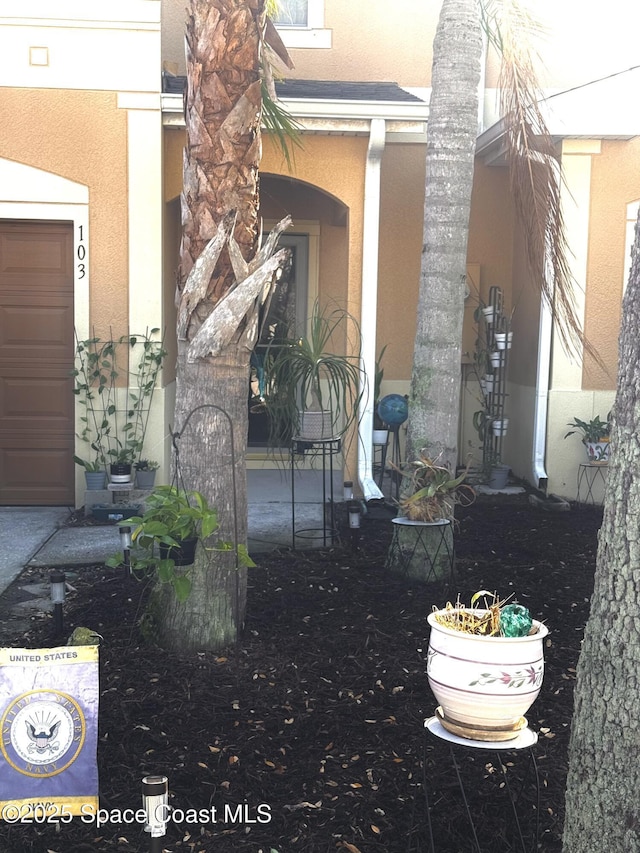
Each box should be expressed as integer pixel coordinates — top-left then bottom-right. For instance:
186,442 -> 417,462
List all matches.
0,220 -> 75,504
248,234 -> 309,446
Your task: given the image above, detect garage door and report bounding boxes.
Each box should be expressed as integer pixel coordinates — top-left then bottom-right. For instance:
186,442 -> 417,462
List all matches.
0,220 -> 75,505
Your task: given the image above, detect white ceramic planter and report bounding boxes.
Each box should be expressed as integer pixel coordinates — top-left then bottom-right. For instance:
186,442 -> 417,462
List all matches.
427,609 -> 548,740
489,351 -> 503,368
481,306 -> 496,325
480,375 -> 494,395
494,331 -> 513,350
491,417 -> 509,436
584,440 -> 610,464
372,429 -> 389,446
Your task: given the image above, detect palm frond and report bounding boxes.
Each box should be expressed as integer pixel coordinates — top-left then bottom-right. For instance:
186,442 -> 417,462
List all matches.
493,0 -> 603,366
261,78 -> 304,171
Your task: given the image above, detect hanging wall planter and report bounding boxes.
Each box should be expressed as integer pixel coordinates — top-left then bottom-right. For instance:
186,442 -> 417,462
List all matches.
427,606 -> 548,741
159,537 -> 198,567
479,374 -> 494,396
494,331 -> 513,350
481,306 -> 496,325
491,418 -> 509,437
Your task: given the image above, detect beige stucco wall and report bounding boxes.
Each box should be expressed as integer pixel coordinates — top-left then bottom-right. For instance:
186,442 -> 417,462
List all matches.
0,89 -> 129,334
584,137 -> 640,389
288,0 -> 438,88
162,0 -> 439,88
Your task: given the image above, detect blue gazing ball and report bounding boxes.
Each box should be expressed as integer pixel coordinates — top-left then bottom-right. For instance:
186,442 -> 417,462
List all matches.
377,394 -> 408,426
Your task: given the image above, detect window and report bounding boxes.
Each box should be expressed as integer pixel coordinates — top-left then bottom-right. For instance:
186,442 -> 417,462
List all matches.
273,0 -> 309,27
271,0 -> 331,48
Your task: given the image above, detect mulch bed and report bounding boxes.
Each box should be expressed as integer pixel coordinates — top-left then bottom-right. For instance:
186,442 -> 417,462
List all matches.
0,494 -> 600,853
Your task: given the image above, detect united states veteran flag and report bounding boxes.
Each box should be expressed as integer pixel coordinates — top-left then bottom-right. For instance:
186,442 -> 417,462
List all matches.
0,645 -> 99,820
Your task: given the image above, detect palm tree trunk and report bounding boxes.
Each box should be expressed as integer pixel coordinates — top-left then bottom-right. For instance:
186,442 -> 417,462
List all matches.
154,0 -> 264,651
406,0 -> 482,472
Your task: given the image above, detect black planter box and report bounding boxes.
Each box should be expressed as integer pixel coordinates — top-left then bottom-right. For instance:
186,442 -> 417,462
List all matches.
91,504 -> 141,523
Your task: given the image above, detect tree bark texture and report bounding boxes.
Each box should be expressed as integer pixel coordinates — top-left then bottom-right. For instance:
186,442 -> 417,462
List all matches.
157,0 -> 266,651
406,0 -> 482,473
152,345 -> 249,651
563,214 -> 640,852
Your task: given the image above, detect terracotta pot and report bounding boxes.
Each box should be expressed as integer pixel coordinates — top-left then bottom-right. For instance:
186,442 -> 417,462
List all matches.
427,609 -> 548,740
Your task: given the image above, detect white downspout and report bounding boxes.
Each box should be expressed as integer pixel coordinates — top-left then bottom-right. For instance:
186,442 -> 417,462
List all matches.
531,296 -> 552,489
358,118 -> 386,501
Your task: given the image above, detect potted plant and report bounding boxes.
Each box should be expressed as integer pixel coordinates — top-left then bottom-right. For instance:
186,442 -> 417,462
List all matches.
134,459 -> 159,489
109,450 -> 134,485
394,452 -> 474,523
264,302 -> 364,443
74,456 -> 106,490
564,412 -> 611,463
427,592 -> 548,741
386,453 -> 474,583
108,486 -> 254,601
372,344 -> 389,445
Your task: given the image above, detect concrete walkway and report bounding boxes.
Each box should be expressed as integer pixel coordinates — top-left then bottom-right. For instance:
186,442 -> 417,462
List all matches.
0,467 -> 343,595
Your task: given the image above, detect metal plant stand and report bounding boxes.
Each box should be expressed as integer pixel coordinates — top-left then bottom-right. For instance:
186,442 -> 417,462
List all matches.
421,716 -> 541,853
290,437 -> 341,548
386,517 -> 455,589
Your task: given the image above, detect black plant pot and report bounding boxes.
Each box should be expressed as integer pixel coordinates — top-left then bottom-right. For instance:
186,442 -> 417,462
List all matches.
110,462 -> 133,484
159,537 -> 197,566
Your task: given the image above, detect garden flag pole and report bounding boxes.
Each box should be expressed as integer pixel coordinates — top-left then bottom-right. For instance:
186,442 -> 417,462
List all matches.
0,645 -> 99,818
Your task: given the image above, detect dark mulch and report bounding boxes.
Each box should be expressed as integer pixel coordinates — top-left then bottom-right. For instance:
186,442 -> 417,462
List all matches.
0,494 -> 600,853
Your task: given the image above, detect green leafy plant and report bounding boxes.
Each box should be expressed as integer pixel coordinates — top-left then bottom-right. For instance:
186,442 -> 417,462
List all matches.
107,486 -> 254,601
134,459 -> 160,472
373,344 -> 388,429
564,413 -> 611,444
393,451 -> 475,522
73,456 -> 104,473
72,330 -> 166,469
264,301 -> 365,443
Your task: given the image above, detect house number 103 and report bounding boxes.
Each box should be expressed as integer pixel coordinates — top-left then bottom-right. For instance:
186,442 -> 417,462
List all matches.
77,224 -> 86,279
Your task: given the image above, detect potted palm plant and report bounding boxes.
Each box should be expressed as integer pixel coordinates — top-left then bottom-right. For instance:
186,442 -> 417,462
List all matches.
564,412 -> 611,463
264,302 -> 365,444
427,592 -> 548,741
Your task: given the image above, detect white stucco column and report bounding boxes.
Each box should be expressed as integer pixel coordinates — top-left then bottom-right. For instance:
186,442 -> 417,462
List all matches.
546,139 -> 601,497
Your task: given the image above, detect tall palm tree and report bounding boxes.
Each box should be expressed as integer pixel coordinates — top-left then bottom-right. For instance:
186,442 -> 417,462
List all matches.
153,0 -> 290,651
405,0 -> 483,471
406,0 -> 589,473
